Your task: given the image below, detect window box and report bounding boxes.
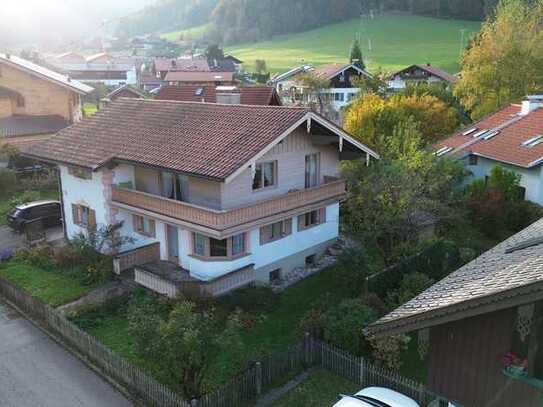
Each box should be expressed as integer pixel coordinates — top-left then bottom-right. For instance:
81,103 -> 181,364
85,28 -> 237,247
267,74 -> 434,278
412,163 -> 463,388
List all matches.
502,369 -> 543,390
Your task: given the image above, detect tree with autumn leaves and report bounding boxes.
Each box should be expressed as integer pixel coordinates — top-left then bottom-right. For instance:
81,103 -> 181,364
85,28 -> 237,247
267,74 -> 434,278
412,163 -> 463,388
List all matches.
343,92 -> 459,150
455,0 -> 543,120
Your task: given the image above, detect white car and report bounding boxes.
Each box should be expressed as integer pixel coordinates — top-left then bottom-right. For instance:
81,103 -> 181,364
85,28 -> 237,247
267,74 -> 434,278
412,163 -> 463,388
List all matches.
333,387 -> 420,407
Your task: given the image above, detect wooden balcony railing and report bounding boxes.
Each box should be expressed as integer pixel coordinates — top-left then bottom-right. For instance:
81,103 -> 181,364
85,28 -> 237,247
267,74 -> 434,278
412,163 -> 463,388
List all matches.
111,179 -> 346,232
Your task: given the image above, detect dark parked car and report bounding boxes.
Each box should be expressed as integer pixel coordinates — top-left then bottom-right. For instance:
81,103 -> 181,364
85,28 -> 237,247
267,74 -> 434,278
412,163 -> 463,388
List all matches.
6,200 -> 62,232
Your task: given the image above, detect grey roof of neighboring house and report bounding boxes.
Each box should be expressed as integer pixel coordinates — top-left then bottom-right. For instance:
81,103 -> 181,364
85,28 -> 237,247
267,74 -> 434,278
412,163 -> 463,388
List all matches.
0,115 -> 69,137
366,218 -> 543,337
0,53 -> 94,94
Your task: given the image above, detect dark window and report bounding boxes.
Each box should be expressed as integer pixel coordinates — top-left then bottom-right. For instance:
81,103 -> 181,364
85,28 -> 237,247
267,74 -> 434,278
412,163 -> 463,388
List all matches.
209,237 -> 227,257
305,210 -> 319,227
468,155 -> 478,166
517,186 -> 527,200
253,162 -> 276,190
305,255 -> 316,266
269,269 -> 281,283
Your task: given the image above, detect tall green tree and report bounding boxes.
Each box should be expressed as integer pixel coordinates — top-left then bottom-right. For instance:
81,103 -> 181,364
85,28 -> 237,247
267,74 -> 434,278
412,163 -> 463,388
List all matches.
455,0 -> 543,119
350,39 -> 365,69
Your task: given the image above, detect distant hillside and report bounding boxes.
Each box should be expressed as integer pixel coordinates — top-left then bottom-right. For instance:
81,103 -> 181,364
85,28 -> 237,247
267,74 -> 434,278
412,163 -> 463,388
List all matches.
116,0 -> 218,37
225,15 -> 481,74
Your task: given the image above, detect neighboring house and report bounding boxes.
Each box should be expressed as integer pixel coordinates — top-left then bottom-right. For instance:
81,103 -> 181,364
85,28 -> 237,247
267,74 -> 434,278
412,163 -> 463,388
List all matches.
25,98 -> 378,297
435,95 -> 543,205
153,55 -> 237,81
0,52 -> 93,149
387,63 -> 457,92
365,219 -> 543,407
164,71 -> 236,87
105,85 -> 145,102
224,54 -> 243,72
156,85 -> 282,106
268,64 -> 314,94
272,63 -> 371,112
49,52 -> 139,86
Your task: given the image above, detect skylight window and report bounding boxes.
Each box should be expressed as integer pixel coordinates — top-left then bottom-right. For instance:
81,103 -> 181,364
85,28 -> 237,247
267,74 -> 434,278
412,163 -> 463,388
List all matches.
195,88 -> 204,96
483,130 -> 500,140
436,146 -> 453,157
472,129 -> 489,138
462,127 -> 478,136
522,135 -> 543,148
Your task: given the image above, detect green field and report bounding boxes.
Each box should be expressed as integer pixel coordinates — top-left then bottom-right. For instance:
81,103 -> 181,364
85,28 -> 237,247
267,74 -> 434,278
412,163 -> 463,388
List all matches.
160,24 -> 210,42
226,15 -> 480,74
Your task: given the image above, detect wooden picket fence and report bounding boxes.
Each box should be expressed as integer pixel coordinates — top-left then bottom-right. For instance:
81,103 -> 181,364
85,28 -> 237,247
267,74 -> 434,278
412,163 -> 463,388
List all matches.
0,275 -> 453,407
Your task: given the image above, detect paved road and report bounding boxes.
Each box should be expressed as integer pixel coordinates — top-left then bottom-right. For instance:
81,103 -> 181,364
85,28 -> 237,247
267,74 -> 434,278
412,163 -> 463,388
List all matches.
0,300 -> 133,407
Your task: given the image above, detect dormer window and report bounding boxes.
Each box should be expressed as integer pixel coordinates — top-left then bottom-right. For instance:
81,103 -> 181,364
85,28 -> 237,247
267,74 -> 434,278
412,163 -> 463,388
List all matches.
522,135 -> 543,148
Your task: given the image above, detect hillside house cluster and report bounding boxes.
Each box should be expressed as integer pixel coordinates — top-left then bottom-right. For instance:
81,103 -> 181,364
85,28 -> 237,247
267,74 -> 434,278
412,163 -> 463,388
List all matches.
26,98 -> 378,297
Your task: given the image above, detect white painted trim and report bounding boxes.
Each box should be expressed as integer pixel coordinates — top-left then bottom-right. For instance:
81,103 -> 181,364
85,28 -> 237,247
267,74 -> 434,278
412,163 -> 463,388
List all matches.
470,152 -> 533,169
329,63 -> 372,80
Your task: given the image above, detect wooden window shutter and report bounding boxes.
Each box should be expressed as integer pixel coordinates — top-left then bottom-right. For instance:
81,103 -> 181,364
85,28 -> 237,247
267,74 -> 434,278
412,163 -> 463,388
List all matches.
72,204 -> 80,225
260,225 -> 269,245
132,215 -> 141,232
88,209 -> 97,230
284,219 -> 292,235
319,208 -> 326,224
149,219 -> 156,238
298,214 -> 306,231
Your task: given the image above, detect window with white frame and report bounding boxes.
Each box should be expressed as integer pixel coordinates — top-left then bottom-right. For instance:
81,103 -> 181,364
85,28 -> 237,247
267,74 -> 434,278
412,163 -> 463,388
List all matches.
192,233 -> 247,259
334,93 -> 345,102
260,219 -> 292,245
252,161 -> 277,190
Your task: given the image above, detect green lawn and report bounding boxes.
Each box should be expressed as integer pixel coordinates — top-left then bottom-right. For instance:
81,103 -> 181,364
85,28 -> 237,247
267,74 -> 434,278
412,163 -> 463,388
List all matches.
160,24 -> 210,42
269,369 -> 359,407
226,15 -> 480,74
0,260 -> 102,307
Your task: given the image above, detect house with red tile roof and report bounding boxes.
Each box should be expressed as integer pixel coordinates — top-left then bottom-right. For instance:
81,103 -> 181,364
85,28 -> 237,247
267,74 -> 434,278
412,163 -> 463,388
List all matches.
156,85 -> 281,106
24,98 -> 378,297
387,63 -> 458,92
0,52 -> 93,149
435,96 -> 543,205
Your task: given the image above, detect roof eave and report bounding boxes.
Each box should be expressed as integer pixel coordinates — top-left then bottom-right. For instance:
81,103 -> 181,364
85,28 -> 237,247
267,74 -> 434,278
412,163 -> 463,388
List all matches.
365,281 -> 543,339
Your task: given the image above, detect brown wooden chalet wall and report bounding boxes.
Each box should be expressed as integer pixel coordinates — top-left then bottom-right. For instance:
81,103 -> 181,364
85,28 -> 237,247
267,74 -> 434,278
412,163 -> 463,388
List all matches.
329,67 -> 361,88
428,307 -> 543,407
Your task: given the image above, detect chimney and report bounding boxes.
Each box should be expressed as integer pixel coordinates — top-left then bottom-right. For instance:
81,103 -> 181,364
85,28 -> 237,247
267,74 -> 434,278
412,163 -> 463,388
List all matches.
216,86 -> 241,104
521,95 -> 543,115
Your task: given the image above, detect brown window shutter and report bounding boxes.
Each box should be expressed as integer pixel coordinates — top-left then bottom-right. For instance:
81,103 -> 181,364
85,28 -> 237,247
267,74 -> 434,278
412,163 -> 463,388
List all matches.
132,215 -> 141,232
284,219 -> 292,235
88,209 -> 97,231
319,208 -> 326,224
298,214 -> 305,231
149,219 -> 156,238
72,204 -> 80,225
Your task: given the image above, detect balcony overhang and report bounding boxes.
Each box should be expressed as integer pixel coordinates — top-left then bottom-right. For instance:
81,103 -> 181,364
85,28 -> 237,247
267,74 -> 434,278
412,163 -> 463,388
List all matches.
110,179 -> 346,238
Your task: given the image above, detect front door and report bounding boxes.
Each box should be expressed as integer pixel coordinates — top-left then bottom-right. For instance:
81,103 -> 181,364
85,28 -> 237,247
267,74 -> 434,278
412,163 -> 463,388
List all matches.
166,225 -> 179,264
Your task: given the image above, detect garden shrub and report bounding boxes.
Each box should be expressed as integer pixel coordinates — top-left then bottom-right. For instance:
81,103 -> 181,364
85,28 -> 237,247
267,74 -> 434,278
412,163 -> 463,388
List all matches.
8,190 -> 41,209
335,248 -> 375,296
16,246 -> 56,270
218,286 -> 278,313
386,272 -> 434,309
369,334 -> 411,371
0,168 -> 17,194
298,307 -> 326,338
367,239 -> 460,298
322,298 -> 377,356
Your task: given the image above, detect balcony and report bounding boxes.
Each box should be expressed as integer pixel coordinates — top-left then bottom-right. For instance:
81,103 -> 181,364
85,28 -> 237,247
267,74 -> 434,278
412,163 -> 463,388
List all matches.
110,179 -> 345,235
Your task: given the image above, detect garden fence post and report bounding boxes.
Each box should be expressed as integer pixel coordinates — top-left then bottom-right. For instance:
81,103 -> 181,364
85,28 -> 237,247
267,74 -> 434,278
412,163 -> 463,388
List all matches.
304,332 -> 312,366
190,398 -> 199,407
255,361 -> 262,396
359,357 -> 365,385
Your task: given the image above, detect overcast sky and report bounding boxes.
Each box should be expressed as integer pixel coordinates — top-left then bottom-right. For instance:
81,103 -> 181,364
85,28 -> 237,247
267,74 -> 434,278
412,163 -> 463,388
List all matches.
0,0 -> 155,49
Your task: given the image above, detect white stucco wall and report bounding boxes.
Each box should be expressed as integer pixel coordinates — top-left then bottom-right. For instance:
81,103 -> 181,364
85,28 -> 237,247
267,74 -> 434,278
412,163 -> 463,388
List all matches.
465,156 -> 543,205
60,165 -> 109,239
